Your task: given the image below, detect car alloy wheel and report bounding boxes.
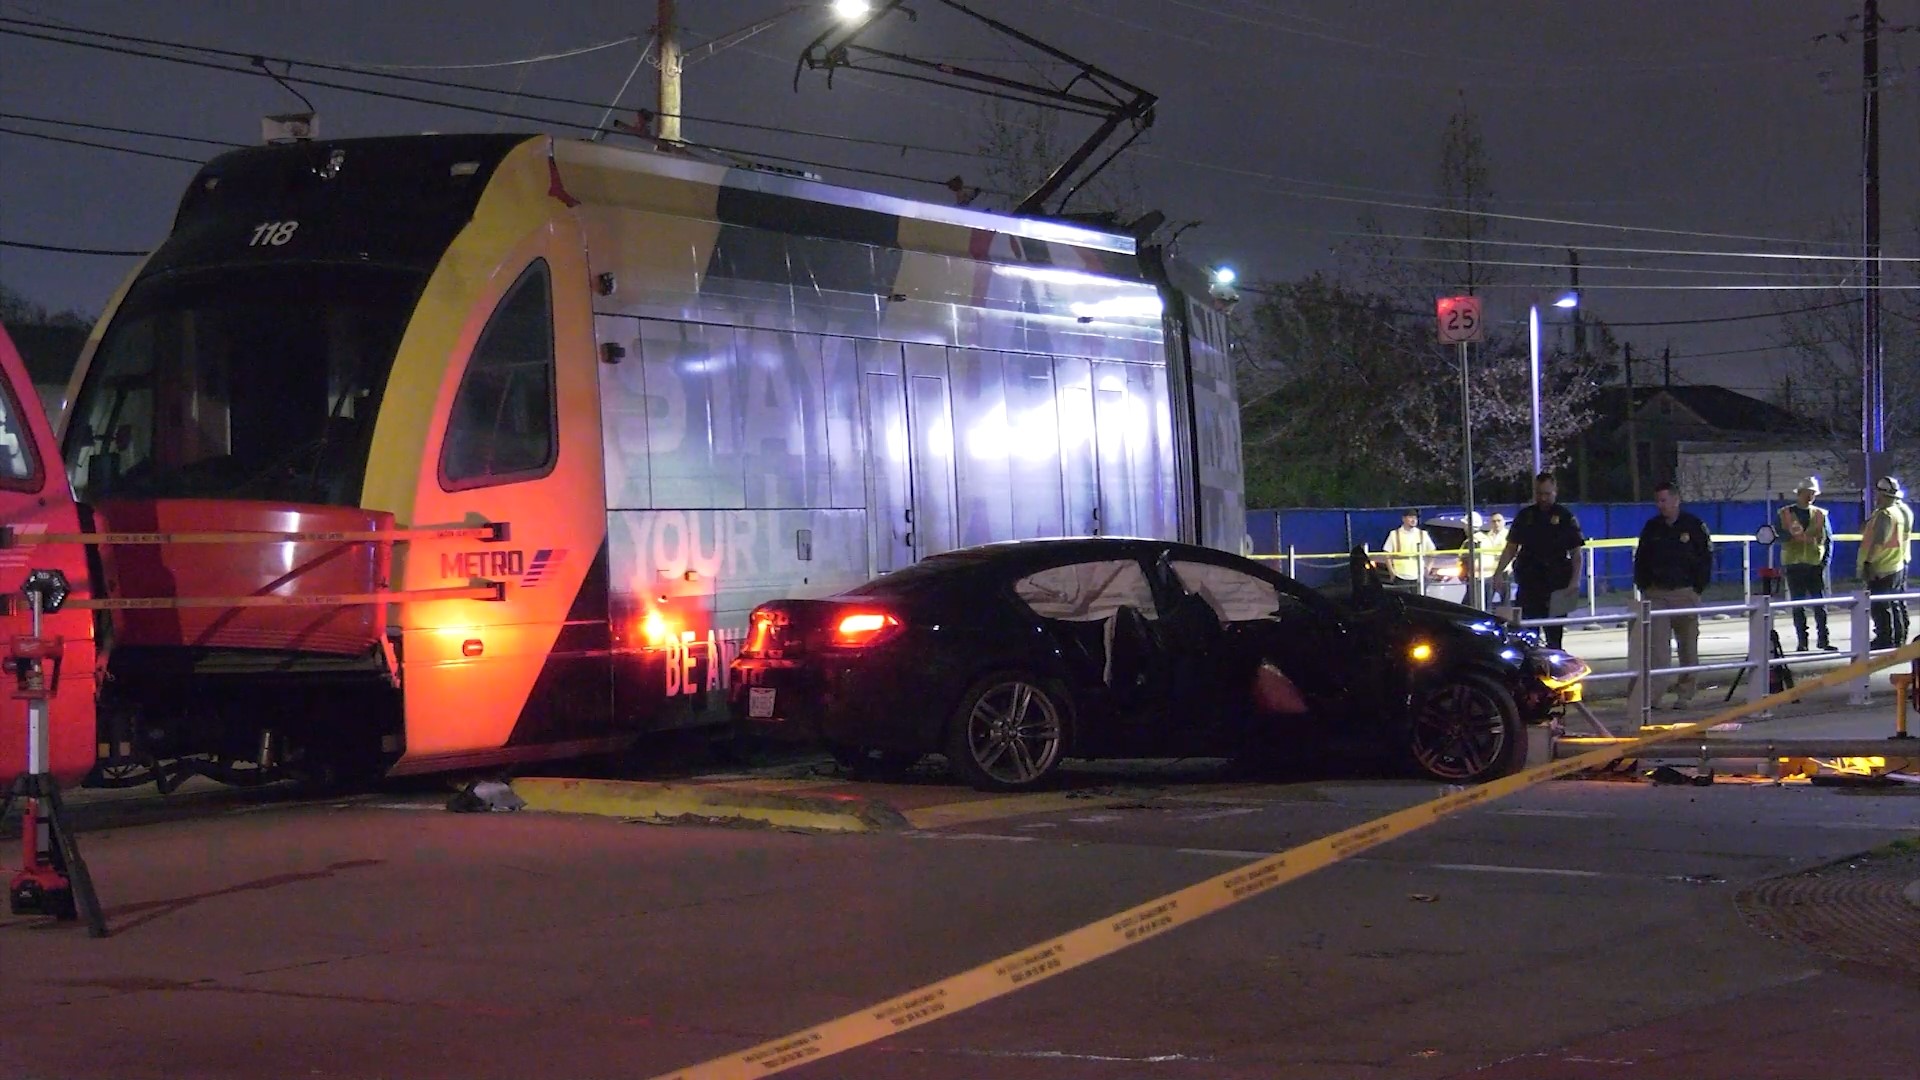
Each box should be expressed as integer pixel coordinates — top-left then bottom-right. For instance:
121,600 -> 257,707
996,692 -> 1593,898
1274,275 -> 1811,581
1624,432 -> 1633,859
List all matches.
1409,673 -> 1522,783
947,673 -> 1067,792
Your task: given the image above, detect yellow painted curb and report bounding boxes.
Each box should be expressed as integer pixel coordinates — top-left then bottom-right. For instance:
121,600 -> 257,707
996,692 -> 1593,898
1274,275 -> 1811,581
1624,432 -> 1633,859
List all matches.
511,777 -> 910,833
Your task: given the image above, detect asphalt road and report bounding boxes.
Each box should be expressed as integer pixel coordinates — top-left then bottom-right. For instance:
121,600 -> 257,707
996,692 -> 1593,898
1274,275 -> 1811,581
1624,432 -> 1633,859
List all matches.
3,759 -> 1916,1080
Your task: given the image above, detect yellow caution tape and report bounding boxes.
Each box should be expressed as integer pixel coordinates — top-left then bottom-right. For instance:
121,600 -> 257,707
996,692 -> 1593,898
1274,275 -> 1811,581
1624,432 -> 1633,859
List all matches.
647,638 -> 1920,1080
67,582 -> 504,610
0,522 -> 506,547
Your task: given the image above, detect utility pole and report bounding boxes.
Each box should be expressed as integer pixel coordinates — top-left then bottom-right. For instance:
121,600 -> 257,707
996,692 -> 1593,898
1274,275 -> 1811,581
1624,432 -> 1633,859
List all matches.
1861,0 -> 1885,504
657,0 -> 682,142
1662,344 -> 1672,388
1624,343 -> 1641,502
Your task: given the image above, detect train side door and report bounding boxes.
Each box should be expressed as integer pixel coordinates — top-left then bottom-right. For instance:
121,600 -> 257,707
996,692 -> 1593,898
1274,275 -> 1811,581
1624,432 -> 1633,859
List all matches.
0,324 -> 96,789
859,342 -> 959,574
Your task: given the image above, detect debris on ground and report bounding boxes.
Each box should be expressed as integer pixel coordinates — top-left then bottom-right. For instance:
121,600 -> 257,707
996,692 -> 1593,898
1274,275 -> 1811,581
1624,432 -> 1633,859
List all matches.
1668,872 -> 1728,886
1647,765 -> 1714,786
446,779 -> 525,813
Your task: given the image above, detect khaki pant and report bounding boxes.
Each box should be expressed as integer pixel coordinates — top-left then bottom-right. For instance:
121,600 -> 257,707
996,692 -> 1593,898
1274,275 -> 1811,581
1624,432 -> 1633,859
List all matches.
1646,586 -> 1701,704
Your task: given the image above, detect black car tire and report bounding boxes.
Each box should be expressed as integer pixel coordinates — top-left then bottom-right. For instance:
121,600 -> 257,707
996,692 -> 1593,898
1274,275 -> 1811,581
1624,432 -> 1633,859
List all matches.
945,671 -> 1071,792
1407,672 -> 1525,783
827,743 -> 922,780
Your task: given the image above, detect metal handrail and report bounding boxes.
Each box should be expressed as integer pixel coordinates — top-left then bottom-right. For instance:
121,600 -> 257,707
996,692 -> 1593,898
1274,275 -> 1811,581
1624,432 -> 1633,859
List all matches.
1510,586 -> 1919,731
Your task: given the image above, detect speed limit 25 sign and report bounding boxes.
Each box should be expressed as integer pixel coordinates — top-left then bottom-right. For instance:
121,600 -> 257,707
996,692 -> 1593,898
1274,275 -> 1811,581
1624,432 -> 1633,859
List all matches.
1436,295 -> 1484,344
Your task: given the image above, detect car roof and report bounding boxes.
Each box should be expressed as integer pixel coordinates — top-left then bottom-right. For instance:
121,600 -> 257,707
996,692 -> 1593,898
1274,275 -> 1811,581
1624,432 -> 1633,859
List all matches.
900,537 -> 1264,577
935,536 -> 1196,561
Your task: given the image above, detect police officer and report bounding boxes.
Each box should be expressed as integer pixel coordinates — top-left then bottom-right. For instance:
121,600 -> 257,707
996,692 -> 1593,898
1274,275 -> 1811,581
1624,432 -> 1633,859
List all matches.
1777,476 -> 1835,652
1859,474 -> 1913,648
1493,472 -> 1585,649
1635,482 -> 1713,710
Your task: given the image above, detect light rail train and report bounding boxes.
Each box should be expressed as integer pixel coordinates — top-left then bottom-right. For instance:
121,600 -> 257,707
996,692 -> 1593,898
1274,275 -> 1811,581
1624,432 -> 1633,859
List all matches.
1,133 -> 1243,792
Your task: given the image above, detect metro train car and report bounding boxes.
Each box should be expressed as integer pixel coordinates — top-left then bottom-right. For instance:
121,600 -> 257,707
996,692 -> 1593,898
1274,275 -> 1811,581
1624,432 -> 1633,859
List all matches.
37,132 -> 1244,791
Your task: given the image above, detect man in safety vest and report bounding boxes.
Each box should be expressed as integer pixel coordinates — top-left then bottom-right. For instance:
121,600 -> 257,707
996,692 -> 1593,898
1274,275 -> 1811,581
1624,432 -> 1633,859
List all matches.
1778,477 -> 1835,652
1479,512 -> 1509,608
1859,474 -> 1913,649
1382,509 -> 1435,591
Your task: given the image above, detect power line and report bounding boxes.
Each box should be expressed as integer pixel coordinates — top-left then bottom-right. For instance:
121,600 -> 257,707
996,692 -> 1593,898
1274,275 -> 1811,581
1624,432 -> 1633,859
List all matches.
1238,288 -> 1867,330
0,18 -> 1007,165
1059,0 -> 1810,90
1660,339 -> 1846,362
1139,150 -> 1870,250
1300,225 -> 1865,262
1176,0 -> 1799,73
0,238 -> 147,256
1382,252 -> 1851,280
0,125 -> 204,163
1602,299 -> 1862,327
306,34 -> 643,71
0,22 -> 981,193
0,110 -> 244,149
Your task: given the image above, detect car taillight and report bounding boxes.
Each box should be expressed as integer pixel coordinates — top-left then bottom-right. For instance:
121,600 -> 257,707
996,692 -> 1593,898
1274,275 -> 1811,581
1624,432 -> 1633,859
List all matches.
831,611 -> 902,648
746,607 -> 787,655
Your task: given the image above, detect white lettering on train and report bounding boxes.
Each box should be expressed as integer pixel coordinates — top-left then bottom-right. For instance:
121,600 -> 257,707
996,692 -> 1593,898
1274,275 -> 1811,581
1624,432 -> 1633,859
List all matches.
662,627 -> 745,698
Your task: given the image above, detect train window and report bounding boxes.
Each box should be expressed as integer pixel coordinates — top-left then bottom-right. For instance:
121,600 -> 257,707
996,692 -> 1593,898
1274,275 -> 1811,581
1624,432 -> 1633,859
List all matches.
0,372 -> 42,490
441,260 -> 557,489
64,263 -> 419,506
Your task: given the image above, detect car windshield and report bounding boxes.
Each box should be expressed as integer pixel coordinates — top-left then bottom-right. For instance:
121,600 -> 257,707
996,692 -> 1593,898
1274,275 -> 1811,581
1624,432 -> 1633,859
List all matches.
64,264 -> 422,506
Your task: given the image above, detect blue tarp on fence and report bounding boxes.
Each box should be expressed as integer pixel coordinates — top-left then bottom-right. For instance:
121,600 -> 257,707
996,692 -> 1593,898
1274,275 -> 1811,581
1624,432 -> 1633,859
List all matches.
1248,501 -> 1869,591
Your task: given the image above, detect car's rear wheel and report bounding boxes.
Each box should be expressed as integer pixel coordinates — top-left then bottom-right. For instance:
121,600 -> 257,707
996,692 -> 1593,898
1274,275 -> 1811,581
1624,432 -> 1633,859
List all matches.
945,672 -> 1070,792
1408,673 -> 1524,783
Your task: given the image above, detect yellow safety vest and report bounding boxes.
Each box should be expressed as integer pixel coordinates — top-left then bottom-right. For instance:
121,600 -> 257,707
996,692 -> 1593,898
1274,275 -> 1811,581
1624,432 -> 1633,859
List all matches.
1861,500 -> 1913,578
1779,504 -> 1827,566
1384,526 -> 1433,581
1477,530 -> 1506,577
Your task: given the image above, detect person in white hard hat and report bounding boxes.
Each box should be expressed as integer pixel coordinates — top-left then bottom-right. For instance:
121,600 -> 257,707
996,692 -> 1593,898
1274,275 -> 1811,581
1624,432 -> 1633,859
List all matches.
1858,474 -> 1913,648
1777,476 -> 1835,651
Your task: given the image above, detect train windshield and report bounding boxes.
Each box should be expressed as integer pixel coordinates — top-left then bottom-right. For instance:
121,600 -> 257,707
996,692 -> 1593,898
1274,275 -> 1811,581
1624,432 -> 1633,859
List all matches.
65,264 -> 423,506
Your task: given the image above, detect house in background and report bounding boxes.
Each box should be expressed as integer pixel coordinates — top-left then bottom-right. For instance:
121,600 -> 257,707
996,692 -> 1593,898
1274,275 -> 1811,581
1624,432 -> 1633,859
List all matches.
1578,383 -> 1809,501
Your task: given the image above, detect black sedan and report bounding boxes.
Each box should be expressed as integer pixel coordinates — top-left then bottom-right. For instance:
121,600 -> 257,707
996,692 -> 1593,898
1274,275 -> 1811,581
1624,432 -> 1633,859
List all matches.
728,538 -> 1587,791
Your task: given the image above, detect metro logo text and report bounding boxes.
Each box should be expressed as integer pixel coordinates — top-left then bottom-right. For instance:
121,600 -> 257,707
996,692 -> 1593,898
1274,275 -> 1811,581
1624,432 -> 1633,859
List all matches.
441,550 -> 526,580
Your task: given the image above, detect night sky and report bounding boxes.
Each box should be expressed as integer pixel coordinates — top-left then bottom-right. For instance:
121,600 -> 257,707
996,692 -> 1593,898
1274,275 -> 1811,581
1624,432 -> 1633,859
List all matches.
1,1 -> 1908,396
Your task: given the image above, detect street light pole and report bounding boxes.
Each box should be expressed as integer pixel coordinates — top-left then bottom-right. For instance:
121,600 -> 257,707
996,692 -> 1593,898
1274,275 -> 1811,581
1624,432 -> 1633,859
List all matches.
1529,303 -> 1543,477
1460,339 -> 1482,610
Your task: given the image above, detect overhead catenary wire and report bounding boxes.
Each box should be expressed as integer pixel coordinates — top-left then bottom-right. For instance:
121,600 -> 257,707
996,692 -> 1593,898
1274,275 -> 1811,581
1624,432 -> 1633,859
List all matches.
0,124 -> 204,163
1164,0 -> 1800,73
0,22 -> 983,193
1300,226 -> 1870,263
0,238 -> 147,256
305,33 -> 644,71
1379,252 -> 1856,280
0,15 -> 1865,251
1058,0 -> 1815,90
0,18 -> 1013,167
0,110 -> 245,149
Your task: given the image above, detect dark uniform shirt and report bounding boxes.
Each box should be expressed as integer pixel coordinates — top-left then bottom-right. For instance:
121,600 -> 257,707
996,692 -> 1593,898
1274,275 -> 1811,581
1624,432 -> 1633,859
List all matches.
1634,511 -> 1712,593
1507,502 -> 1584,592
